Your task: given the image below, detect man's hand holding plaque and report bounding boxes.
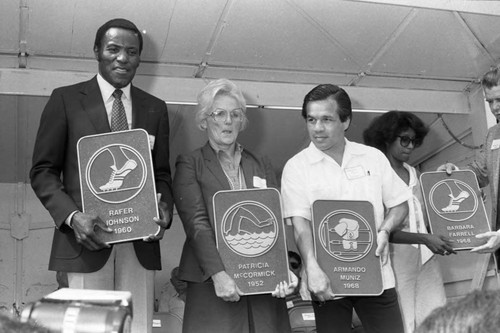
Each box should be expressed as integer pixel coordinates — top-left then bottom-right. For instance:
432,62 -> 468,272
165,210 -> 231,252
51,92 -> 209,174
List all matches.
470,231 -> 500,253
304,261 -> 335,302
375,229 -> 390,265
143,193 -> 171,242
71,212 -> 112,251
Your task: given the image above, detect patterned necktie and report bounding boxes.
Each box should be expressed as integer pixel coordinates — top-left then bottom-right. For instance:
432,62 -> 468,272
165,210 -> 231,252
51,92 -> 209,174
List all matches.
111,89 -> 128,131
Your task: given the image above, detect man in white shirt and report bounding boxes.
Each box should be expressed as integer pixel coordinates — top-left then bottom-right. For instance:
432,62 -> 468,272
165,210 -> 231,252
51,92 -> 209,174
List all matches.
281,84 -> 409,333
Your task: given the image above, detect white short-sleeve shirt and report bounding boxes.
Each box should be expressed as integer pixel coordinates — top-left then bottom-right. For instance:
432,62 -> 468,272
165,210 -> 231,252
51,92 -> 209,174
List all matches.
281,140 -> 411,289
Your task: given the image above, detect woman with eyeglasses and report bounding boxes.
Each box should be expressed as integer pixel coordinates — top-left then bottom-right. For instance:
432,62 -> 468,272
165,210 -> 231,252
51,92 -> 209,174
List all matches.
173,78 -> 296,333
363,111 -> 454,333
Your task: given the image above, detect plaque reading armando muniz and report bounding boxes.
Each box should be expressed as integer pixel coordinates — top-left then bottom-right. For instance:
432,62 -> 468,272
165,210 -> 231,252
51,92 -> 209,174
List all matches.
420,170 -> 490,250
312,200 -> 383,297
77,129 -> 159,244
213,188 -> 289,295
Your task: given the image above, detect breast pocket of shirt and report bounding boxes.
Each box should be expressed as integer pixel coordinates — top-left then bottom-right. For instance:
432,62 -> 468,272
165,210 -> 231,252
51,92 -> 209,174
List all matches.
345,169 -> 381,202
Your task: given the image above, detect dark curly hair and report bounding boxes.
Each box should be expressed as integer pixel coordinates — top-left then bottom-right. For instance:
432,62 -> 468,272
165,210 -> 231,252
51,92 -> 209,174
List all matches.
363,111 -> 428,155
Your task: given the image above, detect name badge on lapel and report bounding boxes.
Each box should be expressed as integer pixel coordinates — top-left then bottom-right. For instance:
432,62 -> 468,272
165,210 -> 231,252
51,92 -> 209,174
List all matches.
148,135 -> 156,150
253,176 -> 267,188
344,166 -> 365,180
491,139 -> 500,150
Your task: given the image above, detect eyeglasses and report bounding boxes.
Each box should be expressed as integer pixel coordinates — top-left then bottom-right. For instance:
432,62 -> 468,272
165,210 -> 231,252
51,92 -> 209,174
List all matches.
398,135 -> 421,148
209,108 -> 244,122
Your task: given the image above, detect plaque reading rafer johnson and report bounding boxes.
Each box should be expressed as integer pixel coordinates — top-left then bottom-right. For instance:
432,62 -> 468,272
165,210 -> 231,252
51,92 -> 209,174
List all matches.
312,200 -> 383,297
420,170 -> 491,250
213,188 -> 289,295
77,129 -> 159,244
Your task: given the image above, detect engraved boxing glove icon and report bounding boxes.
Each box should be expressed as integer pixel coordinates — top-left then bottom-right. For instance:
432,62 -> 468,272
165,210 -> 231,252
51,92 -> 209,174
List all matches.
334,218 -> 360,251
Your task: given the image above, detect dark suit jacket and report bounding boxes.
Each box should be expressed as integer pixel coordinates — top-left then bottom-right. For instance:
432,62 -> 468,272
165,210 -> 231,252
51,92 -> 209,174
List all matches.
30,76 -> 173,273
173,142 -> 278,283
470,123 -> 500,229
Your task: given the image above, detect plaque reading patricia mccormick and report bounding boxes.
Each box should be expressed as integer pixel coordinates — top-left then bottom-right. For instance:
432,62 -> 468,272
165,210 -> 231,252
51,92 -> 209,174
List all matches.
213,188 -> 289,295
312,200 -> 383,296
420,170 -> 490,250
77,129 -> 159,244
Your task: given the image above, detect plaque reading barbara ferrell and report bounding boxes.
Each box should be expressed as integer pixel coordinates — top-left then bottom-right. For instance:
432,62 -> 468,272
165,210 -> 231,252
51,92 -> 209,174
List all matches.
312,200 -> 383,296
213,188 -> 289,295
77,129 -> 159,244
420,170 -> 491,250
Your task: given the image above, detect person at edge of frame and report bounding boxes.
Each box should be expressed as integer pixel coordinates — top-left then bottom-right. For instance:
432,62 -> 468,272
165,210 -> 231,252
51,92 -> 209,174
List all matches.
438,67 -> 500,260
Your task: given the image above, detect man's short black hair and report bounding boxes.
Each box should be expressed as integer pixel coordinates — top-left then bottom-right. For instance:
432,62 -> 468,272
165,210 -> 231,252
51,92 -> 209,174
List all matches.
302,84 -> 352,124
94,18 -> 143,54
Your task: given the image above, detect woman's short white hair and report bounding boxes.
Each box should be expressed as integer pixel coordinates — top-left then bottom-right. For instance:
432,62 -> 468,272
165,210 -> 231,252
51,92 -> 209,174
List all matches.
195,78 -> 248,131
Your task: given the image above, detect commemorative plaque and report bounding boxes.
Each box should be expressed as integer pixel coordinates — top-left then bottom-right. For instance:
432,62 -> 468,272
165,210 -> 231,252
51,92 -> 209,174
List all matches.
420,170 -> 490,250
312,200 -> 383,296
213,188 -> 289,295
77,129 -> 159,244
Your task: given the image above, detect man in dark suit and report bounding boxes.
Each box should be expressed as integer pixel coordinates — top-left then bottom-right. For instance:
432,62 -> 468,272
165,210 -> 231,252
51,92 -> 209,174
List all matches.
440,67 -> 500,254
30,18 -> 173,333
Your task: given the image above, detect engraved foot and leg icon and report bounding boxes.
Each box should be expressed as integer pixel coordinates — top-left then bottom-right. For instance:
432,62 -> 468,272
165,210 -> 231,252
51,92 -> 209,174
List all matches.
440,180 -> 470,213
99,147 -> 137,192
427,177 -> 477,222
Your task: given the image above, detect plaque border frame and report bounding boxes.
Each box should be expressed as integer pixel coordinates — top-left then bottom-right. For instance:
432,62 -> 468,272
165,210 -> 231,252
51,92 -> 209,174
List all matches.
77,128 -> 160,244
419,169 -> 491,251
213,187 -> 290,295
312,199 -> 384,297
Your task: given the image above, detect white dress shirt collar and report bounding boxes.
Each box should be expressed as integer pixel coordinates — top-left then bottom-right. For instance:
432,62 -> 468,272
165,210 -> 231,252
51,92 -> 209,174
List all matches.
96,73 -> 132,103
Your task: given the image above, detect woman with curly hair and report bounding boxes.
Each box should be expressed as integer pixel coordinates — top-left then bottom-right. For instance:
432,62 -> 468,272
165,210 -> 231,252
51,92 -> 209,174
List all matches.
363,111 -> 454,333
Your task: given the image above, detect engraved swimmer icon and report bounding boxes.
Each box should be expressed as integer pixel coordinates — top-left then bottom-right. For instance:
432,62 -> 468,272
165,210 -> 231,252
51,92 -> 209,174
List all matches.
222,203 -> 277,257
